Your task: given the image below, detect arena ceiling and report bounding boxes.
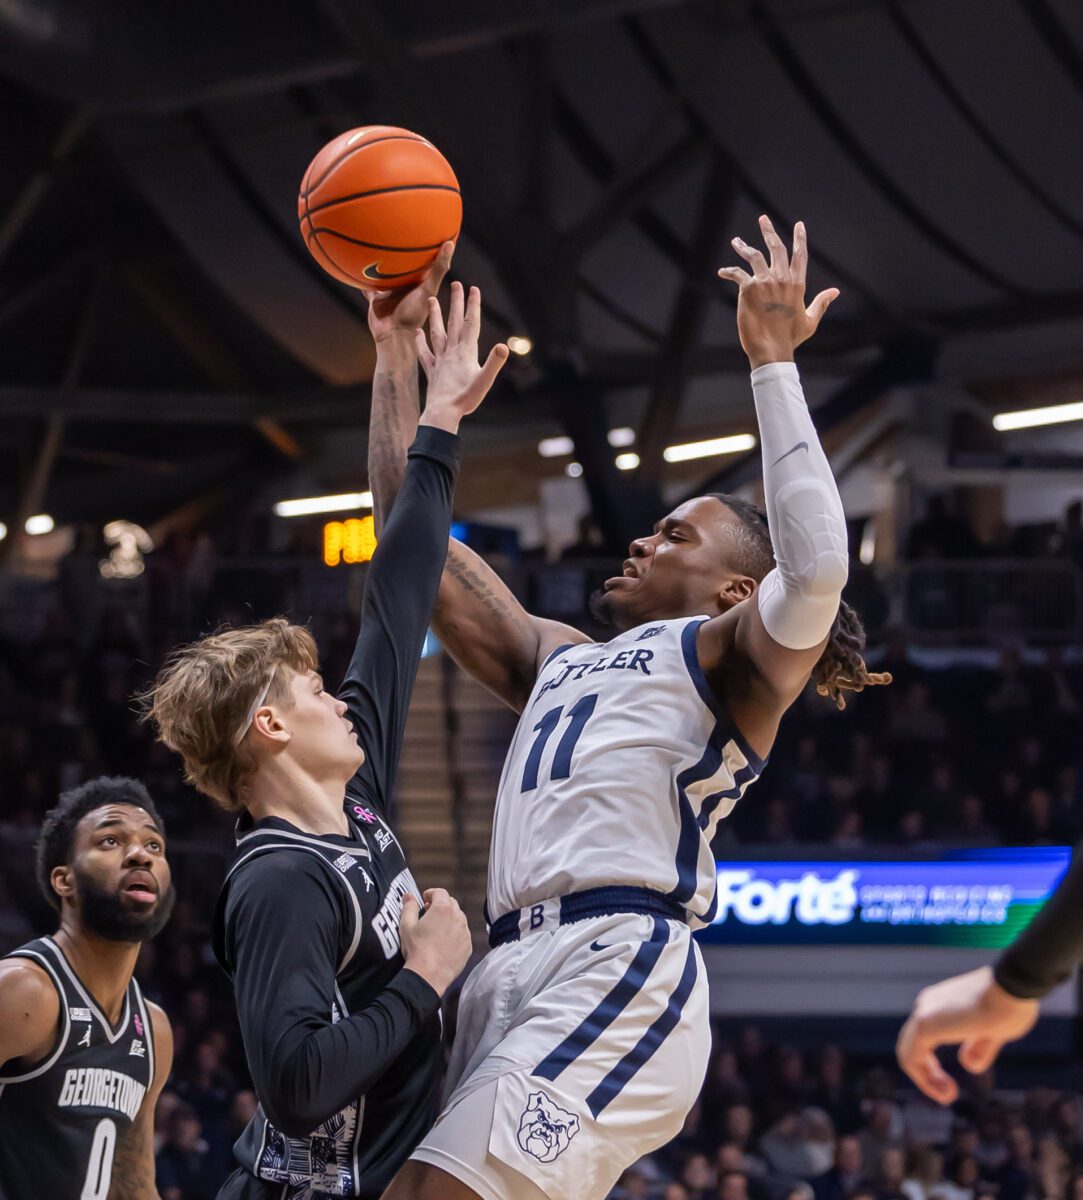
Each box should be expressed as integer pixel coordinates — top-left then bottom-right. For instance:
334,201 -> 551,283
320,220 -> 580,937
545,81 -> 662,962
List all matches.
1,0 -> 1083,547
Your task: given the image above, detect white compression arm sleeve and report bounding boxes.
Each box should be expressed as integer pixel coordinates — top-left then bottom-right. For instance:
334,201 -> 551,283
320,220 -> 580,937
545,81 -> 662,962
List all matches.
751,361 -> 848,650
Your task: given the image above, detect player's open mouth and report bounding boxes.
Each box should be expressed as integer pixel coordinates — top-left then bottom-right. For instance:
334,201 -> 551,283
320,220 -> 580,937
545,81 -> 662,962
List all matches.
604,560 -> 643,590
123,872 -> 158,903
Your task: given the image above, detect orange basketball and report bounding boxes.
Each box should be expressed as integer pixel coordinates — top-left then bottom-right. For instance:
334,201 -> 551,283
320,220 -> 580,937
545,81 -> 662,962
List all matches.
297,125 -> 462,290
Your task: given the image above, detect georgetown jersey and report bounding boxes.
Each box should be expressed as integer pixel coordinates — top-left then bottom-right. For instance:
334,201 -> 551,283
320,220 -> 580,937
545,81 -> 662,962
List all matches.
214,801 -> 444,1199
0,936 -> 156,1200
487,616 -> 766,928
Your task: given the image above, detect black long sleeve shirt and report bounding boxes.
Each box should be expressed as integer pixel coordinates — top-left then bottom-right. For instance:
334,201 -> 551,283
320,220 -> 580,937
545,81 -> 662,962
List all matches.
995,848 -> 1082,999
213,425 -> 460,1197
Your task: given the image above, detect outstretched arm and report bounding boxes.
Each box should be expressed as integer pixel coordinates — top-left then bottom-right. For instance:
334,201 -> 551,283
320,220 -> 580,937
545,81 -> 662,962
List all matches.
701,217 -> 846,748
897,847 -> 1083,1104
341,272 -> 509,808
368,277 -> 589,713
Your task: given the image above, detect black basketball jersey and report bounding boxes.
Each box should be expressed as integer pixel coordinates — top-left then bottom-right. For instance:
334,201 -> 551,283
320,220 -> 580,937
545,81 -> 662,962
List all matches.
0,936 -> 156,1200
213,799 -> 444,1199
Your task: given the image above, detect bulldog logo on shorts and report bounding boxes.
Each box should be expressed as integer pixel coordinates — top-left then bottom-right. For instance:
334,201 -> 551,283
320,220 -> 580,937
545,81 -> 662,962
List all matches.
517,1090 -> 581,1163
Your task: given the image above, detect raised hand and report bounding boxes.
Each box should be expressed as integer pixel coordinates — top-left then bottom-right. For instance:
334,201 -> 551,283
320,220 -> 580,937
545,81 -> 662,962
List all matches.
364,241 -> 455,343
416,281 -> 509,432
717,215 -> 839,369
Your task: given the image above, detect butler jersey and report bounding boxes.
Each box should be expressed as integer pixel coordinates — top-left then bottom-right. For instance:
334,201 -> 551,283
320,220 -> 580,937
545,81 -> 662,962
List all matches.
487,616 -> 766,928
0,936 -> 156,1200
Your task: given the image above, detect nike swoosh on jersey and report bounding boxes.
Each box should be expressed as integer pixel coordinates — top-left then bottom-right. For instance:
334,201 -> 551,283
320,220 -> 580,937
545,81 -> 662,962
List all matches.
771,440 -> 808,466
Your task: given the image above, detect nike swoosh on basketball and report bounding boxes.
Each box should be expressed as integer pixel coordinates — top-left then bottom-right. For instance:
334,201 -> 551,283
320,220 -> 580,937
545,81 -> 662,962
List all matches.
771,440 -> 808,466
361,262 -> 411,281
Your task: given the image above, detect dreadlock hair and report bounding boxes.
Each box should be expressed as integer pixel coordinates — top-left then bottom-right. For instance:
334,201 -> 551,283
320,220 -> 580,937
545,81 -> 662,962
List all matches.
706,493 -> 892,709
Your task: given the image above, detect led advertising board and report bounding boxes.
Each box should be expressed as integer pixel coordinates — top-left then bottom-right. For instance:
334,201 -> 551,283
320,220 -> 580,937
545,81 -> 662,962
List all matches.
696,847 -> 1072,948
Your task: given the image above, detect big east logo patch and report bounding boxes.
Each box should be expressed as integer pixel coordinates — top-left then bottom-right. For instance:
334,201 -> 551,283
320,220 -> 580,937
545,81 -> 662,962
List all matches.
517,1091 -> 580,1163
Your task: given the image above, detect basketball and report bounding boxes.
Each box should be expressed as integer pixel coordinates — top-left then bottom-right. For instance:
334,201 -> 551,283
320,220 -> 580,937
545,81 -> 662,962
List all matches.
297,125 -> 461,290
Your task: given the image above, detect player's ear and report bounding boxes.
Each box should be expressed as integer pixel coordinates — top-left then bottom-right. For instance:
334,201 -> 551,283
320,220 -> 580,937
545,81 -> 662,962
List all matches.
718,574 -> 755,607
51,864 -> 75,903
251,705 -> 291,746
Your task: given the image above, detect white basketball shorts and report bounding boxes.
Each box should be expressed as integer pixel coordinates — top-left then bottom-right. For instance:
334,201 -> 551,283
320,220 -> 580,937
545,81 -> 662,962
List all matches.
410,910 -> 710,1200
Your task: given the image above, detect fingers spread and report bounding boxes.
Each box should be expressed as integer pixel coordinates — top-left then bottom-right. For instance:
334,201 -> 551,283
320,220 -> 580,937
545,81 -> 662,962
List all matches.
806,287 -> 840,328
732,236 -> 770,278
462,285 -> 482,346
791,221 -> 808,285
759,214 -> 789,276
446,280 -> 465,345
428,295 -> 447,355
415,328 -> 435,378
718,265 -> 753,287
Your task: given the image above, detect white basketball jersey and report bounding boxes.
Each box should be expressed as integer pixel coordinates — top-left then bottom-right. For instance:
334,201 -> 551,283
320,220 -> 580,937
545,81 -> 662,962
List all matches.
487,615 -> 766,928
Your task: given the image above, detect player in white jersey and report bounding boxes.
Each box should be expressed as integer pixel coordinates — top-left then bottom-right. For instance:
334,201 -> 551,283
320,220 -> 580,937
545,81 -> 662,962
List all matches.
365,216 -> 891,1200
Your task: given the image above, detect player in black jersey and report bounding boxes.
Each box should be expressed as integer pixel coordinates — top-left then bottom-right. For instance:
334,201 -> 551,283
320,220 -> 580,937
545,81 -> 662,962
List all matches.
145,277 -> 509,1200
0,776 -> 175,1199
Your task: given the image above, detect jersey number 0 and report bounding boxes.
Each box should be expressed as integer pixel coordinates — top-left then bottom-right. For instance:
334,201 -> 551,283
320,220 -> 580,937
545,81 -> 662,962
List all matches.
81,1118 -> 116,1200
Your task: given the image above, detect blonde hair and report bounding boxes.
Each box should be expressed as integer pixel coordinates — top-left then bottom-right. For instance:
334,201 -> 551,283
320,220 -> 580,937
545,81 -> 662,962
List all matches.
140,618 -> 318,811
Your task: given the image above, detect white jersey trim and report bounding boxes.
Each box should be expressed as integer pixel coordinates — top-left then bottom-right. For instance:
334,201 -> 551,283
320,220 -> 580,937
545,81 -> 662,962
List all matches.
0,949 -> 71,1083
228,843 -> 364,974
43,936 -> 130,1045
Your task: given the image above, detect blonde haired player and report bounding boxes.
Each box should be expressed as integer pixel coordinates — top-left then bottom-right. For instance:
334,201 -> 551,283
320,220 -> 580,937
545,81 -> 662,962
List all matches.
369,218 -> 888,1200
145,285 -> 507,1200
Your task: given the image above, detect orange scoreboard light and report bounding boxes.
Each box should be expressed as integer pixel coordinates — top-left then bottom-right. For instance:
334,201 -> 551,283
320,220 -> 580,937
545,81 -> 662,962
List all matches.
323,516 -> 377,566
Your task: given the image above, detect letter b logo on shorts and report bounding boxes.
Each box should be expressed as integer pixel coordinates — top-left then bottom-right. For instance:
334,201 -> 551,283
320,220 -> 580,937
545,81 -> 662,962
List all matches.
517,1090 -> 581,1163
530,904 -> 545,930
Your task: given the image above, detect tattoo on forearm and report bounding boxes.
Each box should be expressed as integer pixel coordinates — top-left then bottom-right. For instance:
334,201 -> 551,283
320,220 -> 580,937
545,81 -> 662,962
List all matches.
107,1124 -> 158,1200
369,368 -> 416,523
440,546 -> 521,625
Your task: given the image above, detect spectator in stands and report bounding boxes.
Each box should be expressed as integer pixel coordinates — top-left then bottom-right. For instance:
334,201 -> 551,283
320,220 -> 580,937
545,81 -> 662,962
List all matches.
877,1147 -> 909,1200
156,1101 -> 214,1200
718,1171 -> 751,1200
935,1155 -> 981,1200
860,1101 -> 904,1179
889,682 -> 948,748
995,1124 -> 1036,1200
812,1046 -> 863,1136
901,1147 -> 945,1200
761,1107 -> 836,1179
682,1153 -> 717,1200
812,1135 -> 869,1200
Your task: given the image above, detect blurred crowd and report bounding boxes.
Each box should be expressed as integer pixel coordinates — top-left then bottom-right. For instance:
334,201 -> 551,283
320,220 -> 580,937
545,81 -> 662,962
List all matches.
611,1031 -> 1083,1200
0,525 -> 1082,1197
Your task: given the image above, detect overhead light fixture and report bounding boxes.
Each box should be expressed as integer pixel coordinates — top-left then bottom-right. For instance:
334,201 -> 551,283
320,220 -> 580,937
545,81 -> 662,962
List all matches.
615,452 -> 640,471
565,462 -> 583,478
859,522 -> 876,566
0,522 -> 7,542
25,514 -> 55,535
273,491 -> 373,518
539,435 -> 575,458
992,401 -> 1083,432
507,335 -> 533,356
607,427 -> 635,448
663,433 -> 757,463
